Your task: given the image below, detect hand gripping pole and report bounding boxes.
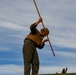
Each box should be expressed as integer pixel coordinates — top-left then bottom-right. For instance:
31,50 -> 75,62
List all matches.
33,0 -> 55,56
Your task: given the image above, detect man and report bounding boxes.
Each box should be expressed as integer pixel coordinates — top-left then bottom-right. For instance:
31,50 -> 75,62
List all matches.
23,17 -> 49,75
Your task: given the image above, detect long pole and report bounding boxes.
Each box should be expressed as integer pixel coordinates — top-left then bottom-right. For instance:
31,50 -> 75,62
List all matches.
33,0 -> 55,56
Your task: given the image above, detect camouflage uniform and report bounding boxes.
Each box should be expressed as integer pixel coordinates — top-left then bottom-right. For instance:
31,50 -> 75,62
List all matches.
23,23 -> 45,75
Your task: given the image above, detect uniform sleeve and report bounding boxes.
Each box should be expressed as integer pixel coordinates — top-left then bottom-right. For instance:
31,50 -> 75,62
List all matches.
30,23 -> 37,34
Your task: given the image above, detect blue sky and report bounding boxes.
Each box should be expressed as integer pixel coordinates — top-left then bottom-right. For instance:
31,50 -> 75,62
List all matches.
0,0 -> 76,75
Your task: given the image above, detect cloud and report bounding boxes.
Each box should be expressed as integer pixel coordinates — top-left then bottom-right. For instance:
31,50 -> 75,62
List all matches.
50,33 -> 76,49
0,64 -> 76,75
0,47 -> 10,51
0,64 -> 23,75
39,49 -> 76,59
34,0 -> 76,50
56,51 -> 76,58
0,21 -> 27,31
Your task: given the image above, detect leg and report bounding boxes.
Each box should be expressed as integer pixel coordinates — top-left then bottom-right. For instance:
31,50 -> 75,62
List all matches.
23,40 -> 34,75
24,63 -> 31,75
32,49 -> 39,75
23,49 -> 31,75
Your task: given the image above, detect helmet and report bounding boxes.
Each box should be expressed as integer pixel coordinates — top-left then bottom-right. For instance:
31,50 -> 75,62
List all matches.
41,27 -> 49,35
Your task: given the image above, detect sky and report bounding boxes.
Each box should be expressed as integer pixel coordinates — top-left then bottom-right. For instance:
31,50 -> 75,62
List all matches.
0,0 -> 76,75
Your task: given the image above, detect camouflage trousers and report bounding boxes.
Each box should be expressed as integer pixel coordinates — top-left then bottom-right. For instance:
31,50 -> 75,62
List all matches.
23,39 -> 39,75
